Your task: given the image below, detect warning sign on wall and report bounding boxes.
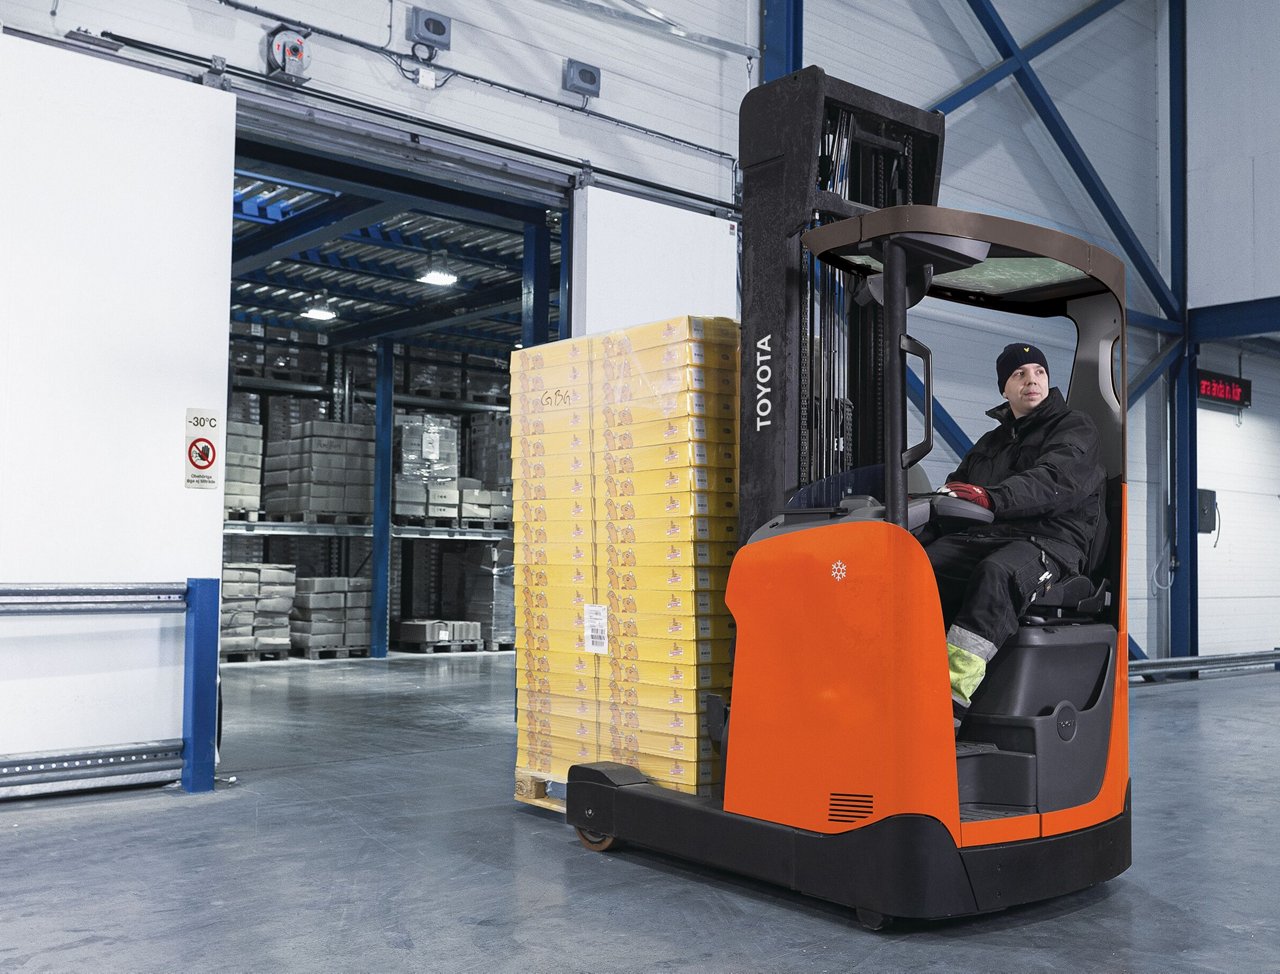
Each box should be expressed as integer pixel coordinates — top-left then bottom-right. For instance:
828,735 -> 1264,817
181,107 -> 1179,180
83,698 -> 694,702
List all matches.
185,408 -> 221,490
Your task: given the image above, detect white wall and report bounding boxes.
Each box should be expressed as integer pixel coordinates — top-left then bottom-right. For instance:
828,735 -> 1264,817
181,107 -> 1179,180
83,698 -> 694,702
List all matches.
0,35 -> 234,751
571,186 -> 739,336
1186,0 -> 1280,309
1195,346 -> 1280,656
0,0 -> 754,205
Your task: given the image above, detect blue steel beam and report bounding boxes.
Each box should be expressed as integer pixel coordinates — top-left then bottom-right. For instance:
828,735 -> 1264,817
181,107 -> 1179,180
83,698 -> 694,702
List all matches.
1189,296 -> 1280,342
347,225 -> 524,275
558,208 -> 572,341
1170,0 -> 1188,311
932,0 -> 1127,115
236,270 -> 424,308
523,221 -> 552,347
1127,308 -> 1182,335
963,0 -> 1181,323
1128,635 -> 1148,660
762,0 -> 802,83
1128,338 -> 1184,409
327,284 -> 525,347
231,197 -> 404,277
370,340 -> 394,659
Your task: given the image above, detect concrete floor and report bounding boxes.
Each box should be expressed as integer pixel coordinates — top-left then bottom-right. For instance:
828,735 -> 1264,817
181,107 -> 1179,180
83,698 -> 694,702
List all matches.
2,654 -> 1278,973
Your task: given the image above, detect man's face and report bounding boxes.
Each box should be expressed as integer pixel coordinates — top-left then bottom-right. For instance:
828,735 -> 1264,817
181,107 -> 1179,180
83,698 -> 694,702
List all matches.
1003,363 -> 1048,418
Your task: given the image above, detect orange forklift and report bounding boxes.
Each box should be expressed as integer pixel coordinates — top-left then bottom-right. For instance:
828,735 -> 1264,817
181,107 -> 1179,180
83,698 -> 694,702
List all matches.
565,69 -> 1130,927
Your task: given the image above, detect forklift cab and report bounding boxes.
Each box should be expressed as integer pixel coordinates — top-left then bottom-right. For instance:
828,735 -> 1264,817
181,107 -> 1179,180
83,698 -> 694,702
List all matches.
565,205 -> 1130,927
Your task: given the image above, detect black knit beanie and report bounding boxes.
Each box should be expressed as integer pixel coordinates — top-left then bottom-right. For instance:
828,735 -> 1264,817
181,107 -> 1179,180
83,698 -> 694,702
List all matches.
996,343 -> 1049,390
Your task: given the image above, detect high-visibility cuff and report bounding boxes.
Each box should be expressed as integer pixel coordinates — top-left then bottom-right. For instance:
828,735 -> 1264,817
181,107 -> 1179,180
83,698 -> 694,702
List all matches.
946,624 -> 999,662
947,642 -> 987,707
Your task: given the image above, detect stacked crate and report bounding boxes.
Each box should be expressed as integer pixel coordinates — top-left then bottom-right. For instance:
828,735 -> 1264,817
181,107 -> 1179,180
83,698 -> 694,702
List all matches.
263,421 -> 374,517
467,412 -> 513,488
220,562 -> 296,660
440,541 -> 516,648
223,421 -> 263,515
512,315 -> 739,800
290,576 -> 372,658
394,414 -> 460,521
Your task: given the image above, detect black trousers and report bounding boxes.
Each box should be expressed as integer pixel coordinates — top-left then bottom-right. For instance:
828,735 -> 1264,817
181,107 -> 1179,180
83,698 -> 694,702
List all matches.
925,534 -> 1062,655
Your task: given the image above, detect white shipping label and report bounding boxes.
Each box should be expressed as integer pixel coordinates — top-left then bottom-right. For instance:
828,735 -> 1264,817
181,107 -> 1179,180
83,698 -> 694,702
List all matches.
422,430 -> 440,460
185,407 -> 222,490
584,604 -> 608,655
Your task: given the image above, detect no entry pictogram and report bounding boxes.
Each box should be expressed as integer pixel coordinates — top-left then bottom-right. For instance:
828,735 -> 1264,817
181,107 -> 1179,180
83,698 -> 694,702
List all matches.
188,438 -> 216,470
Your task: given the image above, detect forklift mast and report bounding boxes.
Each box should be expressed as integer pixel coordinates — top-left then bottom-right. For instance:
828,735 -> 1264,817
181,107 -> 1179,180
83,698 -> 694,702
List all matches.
738,67 -> 946,544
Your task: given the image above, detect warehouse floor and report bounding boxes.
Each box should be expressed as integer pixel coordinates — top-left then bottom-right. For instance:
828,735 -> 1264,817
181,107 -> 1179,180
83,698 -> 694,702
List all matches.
3,655 -> 1278,973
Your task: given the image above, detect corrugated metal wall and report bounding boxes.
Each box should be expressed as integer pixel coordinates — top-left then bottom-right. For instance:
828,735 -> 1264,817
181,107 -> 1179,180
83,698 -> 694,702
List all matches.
2,0 -> 755,204
804,0 -> 1168,652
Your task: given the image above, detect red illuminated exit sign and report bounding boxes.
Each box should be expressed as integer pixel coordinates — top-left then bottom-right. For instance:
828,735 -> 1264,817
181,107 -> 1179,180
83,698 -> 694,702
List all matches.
1197,369 -> 1251,408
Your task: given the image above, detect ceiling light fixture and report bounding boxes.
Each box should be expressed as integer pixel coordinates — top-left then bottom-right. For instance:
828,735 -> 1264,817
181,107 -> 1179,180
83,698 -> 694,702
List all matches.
301,290 -> 337,322
418,251 -> 458,287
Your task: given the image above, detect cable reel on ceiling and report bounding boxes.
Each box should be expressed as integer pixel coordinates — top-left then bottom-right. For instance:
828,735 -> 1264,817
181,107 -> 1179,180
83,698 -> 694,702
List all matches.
266,24 -> 311,85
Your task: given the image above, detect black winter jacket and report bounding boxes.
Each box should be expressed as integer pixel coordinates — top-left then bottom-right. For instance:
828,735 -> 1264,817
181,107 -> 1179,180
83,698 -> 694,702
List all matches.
949,387 -> 1104,573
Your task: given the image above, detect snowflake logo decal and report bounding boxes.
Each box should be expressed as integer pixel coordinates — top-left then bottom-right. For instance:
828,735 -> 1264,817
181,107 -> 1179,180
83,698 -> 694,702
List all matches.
831,560 -> 848,581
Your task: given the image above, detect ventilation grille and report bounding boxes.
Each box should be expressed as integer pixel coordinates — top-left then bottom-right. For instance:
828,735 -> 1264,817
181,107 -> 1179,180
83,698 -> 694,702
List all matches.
829,792 -> 874,822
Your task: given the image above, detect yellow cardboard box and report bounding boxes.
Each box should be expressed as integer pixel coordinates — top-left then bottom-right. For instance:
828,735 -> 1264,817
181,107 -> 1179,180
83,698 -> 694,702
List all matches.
516,627 -> 588,655
517,450 -> 593,478
594,365 -> 737,402
512,428 -> 593,459
530,648 -> 731,691
607,633 -> 733,665
510,361 -> 592,396
515,584 -> 595,612
594,441 -> 737,476
510,336 -> 592,373
516,541 -> 595,567
514,743 -> 714,795
597,517 -> 736,545
592,316 -> 739,358
598,563 -> 731,593
514,562 -> 592,589
510,388 -> 589,417
604,744 -> 721,786
598,391 -> 737,428
600,585 -> 725,618
594,341 -> 738,380
596,490 -> 737,520
608,612 -> 735,642
522,713 -> 715,761
598,467 -> 737,500
518,690 -> 712,735
597,540 -> 736,568
593,415 -> 737,451
511,407 -> 591,436
513,497 -> 594,524
512,473 -> 593,500
515,520 -> 593,547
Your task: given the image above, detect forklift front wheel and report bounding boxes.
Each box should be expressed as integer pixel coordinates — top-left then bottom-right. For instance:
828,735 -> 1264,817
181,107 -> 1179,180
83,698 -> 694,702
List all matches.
576,827 -> 618,852
855,908 -> 892,932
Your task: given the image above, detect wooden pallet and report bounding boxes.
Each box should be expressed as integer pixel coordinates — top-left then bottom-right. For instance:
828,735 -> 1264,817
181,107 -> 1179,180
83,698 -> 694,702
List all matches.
224,509 -> 261,522
514,770 -> 565,814
484,641 -> 515,653
290,646 -> 354,660
461,519 -> 512,532
397,640 -> 484,654
220,648 -> 288,663
261,512 -> 372,525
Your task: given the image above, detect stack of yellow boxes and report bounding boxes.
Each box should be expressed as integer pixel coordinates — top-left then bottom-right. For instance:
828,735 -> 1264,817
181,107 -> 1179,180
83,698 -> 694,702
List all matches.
512,316 -> 740,802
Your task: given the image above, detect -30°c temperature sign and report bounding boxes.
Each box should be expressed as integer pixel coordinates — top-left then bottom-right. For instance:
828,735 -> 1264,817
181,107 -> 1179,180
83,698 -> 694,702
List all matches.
185,408 -> 222,490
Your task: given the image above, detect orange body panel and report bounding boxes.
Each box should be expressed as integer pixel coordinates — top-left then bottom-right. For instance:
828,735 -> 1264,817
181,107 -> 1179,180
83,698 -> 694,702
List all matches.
1040,485 -> 1130,839
723,520 -> 961,841
961,814 -> 1040,846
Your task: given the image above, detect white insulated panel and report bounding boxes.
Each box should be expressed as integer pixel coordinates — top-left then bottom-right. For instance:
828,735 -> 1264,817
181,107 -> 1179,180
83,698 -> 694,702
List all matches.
0,35 -> 234,751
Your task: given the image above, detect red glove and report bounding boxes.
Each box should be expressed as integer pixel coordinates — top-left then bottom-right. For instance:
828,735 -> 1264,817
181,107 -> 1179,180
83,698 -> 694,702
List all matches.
944,482 -> 991,509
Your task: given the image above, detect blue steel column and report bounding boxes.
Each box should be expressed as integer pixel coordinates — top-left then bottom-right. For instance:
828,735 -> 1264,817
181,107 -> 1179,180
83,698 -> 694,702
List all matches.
182,576 -> 220,793
762,0 -> 803,82
1170,345 -> 1197,659
557,208 -> 571,341
371,338 -> 395,659
1167,0 -> 1194,661
523,220 -> 552,347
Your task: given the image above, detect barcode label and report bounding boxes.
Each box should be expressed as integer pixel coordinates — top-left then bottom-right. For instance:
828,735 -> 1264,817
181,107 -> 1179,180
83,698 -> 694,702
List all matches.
584,604 -> 607,655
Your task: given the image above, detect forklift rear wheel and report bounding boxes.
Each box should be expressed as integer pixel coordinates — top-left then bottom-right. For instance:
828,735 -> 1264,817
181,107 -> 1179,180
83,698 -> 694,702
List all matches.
576,827 -> 618,852
856,908 -> 891,931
